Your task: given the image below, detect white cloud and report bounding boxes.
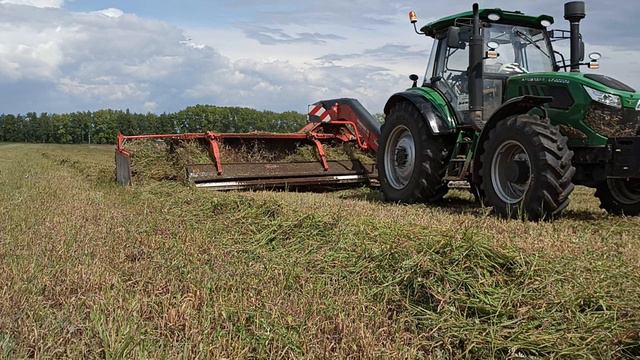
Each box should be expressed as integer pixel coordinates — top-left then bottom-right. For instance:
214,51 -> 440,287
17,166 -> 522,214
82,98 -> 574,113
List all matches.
0,0 -> 62,8
0,3 -> 410,114
57,78 -> 148,102
143,101 -> 158,113
92,8 -> 124,19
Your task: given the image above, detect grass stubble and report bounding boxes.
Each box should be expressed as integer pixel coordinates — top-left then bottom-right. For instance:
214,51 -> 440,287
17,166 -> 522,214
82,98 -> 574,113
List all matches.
0,143 -> 638,358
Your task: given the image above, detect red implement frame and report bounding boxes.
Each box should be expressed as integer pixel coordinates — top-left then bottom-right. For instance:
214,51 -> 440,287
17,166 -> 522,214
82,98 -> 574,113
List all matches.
115,99 -> 381,189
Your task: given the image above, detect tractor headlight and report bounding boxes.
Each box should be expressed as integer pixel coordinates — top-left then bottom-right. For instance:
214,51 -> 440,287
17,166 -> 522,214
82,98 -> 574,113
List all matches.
583,86 -> 622,109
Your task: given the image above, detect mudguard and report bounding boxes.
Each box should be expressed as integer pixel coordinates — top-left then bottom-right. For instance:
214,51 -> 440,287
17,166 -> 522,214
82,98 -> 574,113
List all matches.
384,89 -> 456,135
486,95 -> 552,126
471,95 -> 553,184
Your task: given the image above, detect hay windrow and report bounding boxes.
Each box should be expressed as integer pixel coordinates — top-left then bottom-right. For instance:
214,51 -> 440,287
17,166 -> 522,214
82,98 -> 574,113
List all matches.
127,139 -> 375,184
283,143 -> 376,164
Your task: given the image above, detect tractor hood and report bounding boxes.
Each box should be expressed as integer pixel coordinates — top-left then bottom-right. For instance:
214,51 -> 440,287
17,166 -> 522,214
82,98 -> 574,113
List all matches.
583,74 -> 635,93
506,72 -> 640,146
508,72 -> 640,109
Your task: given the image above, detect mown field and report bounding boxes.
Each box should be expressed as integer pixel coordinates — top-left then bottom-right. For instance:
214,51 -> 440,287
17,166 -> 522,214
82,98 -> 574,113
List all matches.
0,143 -> 639,359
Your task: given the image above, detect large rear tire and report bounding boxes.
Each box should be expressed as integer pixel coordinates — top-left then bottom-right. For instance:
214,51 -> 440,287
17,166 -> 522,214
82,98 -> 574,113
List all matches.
595,179 -> 640,216
479,114 -> 575,221
377,101 -> 452,203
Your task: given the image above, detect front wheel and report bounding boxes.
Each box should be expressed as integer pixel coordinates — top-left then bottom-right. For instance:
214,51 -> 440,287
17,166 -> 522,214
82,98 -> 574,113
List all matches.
595,179 -> 640,216
479,114 -> 575,221
377,101 -> 452,203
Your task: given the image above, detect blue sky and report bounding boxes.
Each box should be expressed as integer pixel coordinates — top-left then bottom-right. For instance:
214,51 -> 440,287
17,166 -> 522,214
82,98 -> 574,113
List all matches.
1,0 -> 639,114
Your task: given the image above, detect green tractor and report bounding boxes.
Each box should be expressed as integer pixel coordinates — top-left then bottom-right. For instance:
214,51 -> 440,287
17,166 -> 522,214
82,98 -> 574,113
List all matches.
378,1 -> 640,220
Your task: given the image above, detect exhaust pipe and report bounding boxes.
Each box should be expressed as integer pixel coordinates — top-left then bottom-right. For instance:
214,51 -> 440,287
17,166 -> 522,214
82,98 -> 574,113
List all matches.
564,1 -> 586,72
468,3 -> 484,130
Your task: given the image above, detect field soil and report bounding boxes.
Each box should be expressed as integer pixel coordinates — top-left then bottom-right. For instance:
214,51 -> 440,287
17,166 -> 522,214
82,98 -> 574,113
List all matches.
0,143 -> 639,358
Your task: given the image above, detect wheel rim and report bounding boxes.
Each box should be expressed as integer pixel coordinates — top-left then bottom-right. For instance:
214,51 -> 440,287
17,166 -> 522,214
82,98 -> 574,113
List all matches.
608,179 -> 640,205
491,140 -> 532,204
384,125 -> 416,190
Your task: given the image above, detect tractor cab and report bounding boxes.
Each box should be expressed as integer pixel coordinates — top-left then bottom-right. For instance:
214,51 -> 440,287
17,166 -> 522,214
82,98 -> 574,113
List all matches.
421,10 -> 556,125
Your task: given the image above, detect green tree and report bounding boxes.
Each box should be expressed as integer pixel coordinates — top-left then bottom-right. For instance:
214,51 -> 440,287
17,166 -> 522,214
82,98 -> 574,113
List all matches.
0,105 -> 308,145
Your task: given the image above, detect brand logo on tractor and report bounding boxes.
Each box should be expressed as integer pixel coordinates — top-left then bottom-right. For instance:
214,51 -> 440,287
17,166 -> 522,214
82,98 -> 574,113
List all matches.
521,77 -> 570,84
636,100 -> 640,111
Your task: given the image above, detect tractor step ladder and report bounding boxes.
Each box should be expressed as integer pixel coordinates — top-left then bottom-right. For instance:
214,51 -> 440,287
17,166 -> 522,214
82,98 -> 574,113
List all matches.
445,134 -> 474,181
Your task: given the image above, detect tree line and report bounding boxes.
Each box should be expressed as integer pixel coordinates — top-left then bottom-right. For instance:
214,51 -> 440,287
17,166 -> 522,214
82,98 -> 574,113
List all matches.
0,105 -> 308,145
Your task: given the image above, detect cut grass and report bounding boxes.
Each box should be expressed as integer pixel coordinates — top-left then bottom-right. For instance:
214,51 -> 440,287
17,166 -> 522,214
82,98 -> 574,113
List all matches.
127,140 -> 213,184
0,143 -> 639,358
126,139 -> 375,185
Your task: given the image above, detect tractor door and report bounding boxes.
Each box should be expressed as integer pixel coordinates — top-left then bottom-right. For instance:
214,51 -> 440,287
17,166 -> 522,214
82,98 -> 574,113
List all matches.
431,30 -> 472,125
431,27 -> 500,125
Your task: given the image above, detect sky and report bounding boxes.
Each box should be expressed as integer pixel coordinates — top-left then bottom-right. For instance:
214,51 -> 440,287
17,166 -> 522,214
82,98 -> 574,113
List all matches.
0,0 -> 639,114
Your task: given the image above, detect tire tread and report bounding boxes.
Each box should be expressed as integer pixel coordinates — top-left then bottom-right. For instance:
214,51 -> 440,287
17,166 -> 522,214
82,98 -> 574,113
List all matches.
478,114 -> 575,220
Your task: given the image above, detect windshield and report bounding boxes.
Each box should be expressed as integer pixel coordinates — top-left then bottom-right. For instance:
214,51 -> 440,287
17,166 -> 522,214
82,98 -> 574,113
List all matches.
484,24 -> 554,74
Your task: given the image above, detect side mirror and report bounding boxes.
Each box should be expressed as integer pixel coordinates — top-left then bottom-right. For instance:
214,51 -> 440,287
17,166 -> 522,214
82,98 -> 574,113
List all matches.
447,27 -> 465,49
409,74 -> 419,88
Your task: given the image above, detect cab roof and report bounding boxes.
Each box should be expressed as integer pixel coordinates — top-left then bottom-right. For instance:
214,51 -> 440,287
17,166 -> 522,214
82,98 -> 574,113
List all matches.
420,8 -> 554,37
